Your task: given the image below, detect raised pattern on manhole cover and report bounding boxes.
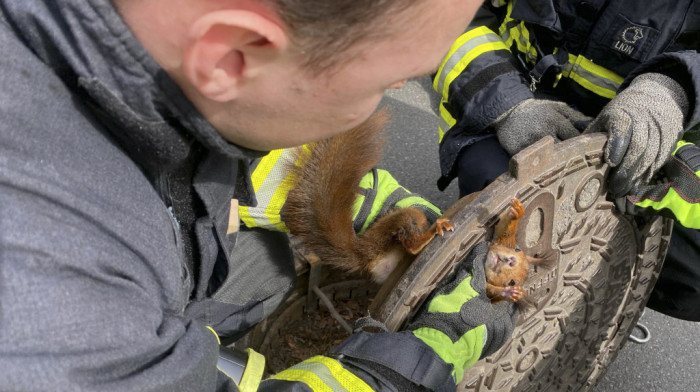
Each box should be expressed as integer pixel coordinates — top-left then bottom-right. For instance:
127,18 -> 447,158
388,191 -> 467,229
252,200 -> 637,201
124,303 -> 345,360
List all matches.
370,134 -> 672,392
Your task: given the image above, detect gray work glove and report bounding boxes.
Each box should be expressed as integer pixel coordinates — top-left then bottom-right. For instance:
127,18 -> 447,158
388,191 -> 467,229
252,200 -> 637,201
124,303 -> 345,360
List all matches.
408,242 -> 518,383
585,72 -> 690,197
495,98 -> 592,155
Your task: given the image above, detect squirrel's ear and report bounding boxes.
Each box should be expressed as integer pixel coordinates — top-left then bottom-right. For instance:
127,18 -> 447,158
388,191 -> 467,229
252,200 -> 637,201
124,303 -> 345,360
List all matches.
182,9 -> 287,102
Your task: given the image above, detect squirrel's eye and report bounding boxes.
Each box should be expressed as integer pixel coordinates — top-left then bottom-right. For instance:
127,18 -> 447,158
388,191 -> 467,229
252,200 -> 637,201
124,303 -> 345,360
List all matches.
514,246 -> 521,252
508,280 -> 516,286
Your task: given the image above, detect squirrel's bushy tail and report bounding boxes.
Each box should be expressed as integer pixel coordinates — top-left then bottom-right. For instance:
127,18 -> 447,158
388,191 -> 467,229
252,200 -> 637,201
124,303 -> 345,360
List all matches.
283,110 -> 389,274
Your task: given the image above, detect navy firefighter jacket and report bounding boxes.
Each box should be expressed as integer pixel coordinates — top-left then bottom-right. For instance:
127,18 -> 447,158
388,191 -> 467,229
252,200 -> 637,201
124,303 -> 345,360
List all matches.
435,0 -> 700,186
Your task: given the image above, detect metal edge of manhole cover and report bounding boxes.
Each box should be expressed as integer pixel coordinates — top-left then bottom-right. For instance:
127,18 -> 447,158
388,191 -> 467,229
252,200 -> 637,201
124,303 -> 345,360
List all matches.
369,134 -> 673,392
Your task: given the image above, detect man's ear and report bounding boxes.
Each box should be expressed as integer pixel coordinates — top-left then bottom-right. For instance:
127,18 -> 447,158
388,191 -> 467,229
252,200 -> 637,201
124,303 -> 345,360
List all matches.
183,9 -> 287,102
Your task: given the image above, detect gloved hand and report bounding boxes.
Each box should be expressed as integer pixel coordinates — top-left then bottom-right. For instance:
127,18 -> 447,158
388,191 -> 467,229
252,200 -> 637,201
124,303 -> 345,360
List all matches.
586,72 -> 690,197
494,98 -> 592,155
408,242 -> 518,383
614,140 -> 700,229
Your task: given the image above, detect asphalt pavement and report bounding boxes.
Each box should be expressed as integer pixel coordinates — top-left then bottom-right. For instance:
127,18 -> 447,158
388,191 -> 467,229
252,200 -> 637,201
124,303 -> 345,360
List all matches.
380,77 -> 700,392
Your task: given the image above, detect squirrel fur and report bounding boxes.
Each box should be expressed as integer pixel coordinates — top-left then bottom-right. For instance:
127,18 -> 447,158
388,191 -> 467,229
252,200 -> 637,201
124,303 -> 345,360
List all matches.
282,110 -> 453,283
485,198 -> 546,303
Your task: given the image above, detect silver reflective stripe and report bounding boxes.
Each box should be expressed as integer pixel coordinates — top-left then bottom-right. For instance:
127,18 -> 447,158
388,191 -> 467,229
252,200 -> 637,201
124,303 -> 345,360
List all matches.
439,114 -> 453,136
242,148 -> 299,230
436,33 -> 504,97
288,361 -> 350,392
562,62 -> 621,93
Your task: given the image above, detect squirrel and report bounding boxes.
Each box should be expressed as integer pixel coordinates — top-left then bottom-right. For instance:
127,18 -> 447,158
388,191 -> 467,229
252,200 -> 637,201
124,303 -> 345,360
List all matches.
282,109 -> 453,283
485,198 -> 544,304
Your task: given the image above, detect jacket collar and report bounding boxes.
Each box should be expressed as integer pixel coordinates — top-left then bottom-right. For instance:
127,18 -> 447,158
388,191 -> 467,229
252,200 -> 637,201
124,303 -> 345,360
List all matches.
0,0 -> 265,175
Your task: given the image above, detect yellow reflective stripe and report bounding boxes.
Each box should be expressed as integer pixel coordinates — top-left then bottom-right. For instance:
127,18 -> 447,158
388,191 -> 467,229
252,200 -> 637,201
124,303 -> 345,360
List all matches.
635,140 -> 700,229
272,369 -> 334,392
239,149 -> 284,228
433,27 -> 503,141
264,149 -> 308,232
240,147 -> 309,231
497,2 -> 536,64
433,40 -> 508,142
305,357 -> 373,392
253,149 -> 283,192
239,348 -> 265,392
514,22 -> 538,64
438,104 -> 456,142
253,149 -> 289,231
206,326 -> 220,344
238,206 -> 258,229
674,140 -> 695,154
438,41 -> 510,101
434,27 -> 492,92
497,0 -> 514,37
635,186 -> 700,229
576,55 -> 624,85
434,27 -> 506,96
561,54 -> 624,99
272,356 -> 372,392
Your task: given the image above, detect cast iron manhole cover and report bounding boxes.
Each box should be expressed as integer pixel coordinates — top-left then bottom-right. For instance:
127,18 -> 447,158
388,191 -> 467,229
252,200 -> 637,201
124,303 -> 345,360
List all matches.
370,134 -> 672,391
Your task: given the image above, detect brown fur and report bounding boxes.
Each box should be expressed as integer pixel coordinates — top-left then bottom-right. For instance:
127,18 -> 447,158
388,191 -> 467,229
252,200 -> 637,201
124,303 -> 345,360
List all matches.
282,110 -> 452,282
485,198 -> 545,303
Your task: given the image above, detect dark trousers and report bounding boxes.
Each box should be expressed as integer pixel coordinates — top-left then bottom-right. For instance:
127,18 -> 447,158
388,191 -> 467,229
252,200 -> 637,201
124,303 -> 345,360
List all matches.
456,135 -> 510,197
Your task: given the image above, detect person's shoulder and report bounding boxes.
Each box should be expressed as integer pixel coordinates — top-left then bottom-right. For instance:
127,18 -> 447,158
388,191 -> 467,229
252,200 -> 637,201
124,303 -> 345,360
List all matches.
0,20 -> 177,276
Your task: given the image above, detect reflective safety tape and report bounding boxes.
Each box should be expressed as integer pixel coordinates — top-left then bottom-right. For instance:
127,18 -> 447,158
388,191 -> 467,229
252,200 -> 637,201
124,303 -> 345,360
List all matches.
434,28 -> 507,99
206,326 -> 220,344
438,104 -> 456,142
561,54 -> 624,99
498,2 -> 538,65
634,186 -> 700,229
632,140 -> 700,229
494,1 -> 624,99
271,356 -> 373,392
433,26 -> 510,141
242,146 -> 439,234
239,348 -> 265,392
239,145 -> 312,232
352,169 -> 441,234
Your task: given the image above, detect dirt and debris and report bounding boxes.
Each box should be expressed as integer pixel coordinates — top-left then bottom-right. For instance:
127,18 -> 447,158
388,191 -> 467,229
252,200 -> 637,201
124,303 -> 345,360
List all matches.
265,294 -> 371,375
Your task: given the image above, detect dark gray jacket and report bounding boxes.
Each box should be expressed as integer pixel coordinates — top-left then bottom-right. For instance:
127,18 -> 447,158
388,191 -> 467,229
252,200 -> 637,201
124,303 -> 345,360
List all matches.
0,1 -> 272,390
437,0 -> 700,186
0,1 -> 455,391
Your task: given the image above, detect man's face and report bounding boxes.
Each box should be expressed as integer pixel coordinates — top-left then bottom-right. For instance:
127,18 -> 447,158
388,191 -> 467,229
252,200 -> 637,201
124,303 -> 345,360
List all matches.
210,0 -> 482,151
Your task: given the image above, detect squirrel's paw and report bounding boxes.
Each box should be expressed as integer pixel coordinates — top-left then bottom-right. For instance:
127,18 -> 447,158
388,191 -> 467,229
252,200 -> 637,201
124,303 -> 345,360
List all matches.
435,218 -> 454,236
501,285 -> 525,302
508,198 -> 525,220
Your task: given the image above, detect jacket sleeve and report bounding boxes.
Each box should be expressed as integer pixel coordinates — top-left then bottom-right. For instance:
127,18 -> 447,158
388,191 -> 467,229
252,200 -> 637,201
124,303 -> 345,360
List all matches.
0,144 -> 226,392
260,331 -> 457,392
434,2 -> 533,180
241,147 -> 442,234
